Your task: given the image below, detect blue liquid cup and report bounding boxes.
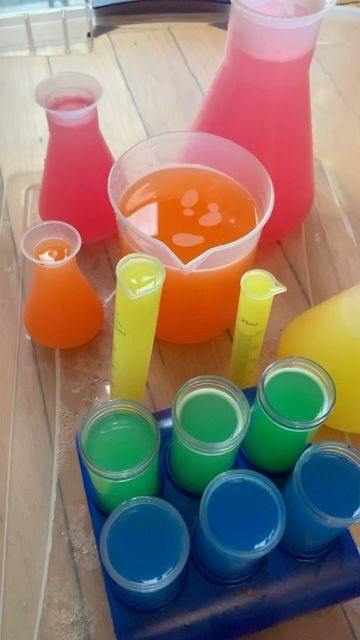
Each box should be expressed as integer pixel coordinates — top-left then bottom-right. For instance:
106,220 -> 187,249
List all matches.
100,497 -> 190,610
192,470 -> 286,583
280,442 -> 360,560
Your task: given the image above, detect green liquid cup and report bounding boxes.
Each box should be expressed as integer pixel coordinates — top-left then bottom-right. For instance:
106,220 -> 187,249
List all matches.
242,357 -> 336,473
170,376 -> 250,494
79,399 -> 160,513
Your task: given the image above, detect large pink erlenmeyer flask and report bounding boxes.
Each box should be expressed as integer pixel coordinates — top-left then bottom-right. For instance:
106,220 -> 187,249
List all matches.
35,72 -> 117,244
194,0 -> 334,245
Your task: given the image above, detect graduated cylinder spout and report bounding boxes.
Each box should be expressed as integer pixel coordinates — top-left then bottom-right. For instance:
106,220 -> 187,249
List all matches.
230,269 -> 287,388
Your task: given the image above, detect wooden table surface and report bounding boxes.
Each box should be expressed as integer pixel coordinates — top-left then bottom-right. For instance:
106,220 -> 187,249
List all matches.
0,6 -> 359,639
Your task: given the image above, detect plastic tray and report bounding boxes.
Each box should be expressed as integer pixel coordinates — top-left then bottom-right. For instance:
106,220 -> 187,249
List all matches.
76,388 -> 360,640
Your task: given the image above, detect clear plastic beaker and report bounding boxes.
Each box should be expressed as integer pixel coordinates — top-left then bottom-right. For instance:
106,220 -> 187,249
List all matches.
170,375 -> 250,493
193,0 -> 335,244
35,72 -> 117,244
108,131 -> 274,344
79,399 -> 161,513
192,470 -> 286,583
100,497 -> 190,610
21,220 -> 103,349
241,357 -> 336,473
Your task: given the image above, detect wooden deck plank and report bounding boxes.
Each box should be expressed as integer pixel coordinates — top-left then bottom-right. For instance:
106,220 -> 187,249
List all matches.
0,58 -> 65,635
109,26 -> 203,134
48,34 -> 147,159
0,176 -> 93,639
244,605 -> 357,640
0,53 -> 117,637
0,15 -> 358,640
169,21 -> 226,94
0,57 -> 49,181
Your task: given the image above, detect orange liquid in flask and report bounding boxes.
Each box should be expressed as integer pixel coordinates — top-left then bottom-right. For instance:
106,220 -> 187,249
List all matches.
24,238 -> 104,348
35,238 -> 71,262
120,166 -> 257,343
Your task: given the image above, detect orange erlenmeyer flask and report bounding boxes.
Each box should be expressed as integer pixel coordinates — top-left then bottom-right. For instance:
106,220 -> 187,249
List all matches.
278,285 -> 360,434
21,221 -> 104,349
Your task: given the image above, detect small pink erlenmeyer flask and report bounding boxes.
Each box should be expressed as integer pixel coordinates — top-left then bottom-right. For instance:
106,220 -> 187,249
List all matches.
194,0 -> 334,244
35,72 -> 117,244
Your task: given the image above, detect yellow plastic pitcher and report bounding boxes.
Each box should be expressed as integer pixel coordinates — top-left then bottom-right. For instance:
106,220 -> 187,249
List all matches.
278,284 -> 360,434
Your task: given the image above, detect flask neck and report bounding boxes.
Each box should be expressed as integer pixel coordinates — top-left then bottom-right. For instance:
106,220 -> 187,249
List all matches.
35,72 -> 102,129
46,103 -> 100,134
32,256 -> 77,278
227,0 -> 328,62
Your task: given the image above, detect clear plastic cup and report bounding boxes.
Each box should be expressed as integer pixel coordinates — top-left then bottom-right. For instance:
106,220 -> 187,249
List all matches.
192,470 -> 286,583
280,442 -> 360,559
170,376 -> 250,493
241,357 -> 336,472
79,400 -> 161,513
100,497 -> 190,610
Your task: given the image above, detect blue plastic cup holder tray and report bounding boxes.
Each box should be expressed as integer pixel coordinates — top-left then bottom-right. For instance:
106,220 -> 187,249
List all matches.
76,387 -> 360,640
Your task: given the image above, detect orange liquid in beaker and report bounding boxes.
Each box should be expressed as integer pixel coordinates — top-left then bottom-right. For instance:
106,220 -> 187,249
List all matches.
24,238 -> 104,348
119,166 -> 257,343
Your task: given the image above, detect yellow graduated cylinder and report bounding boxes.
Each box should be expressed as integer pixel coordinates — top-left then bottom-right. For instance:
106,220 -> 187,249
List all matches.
111,254 -> 165,402
229,269 -> 287,388
279,284 -> 360,434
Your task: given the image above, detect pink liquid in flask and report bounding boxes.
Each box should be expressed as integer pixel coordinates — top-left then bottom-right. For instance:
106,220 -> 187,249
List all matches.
194,0 -> 334,245
35,73 -> 117,245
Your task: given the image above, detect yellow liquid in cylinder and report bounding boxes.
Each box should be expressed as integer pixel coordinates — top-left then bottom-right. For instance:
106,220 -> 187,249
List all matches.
111,255 -> 165,403
278,285 -> 360,433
